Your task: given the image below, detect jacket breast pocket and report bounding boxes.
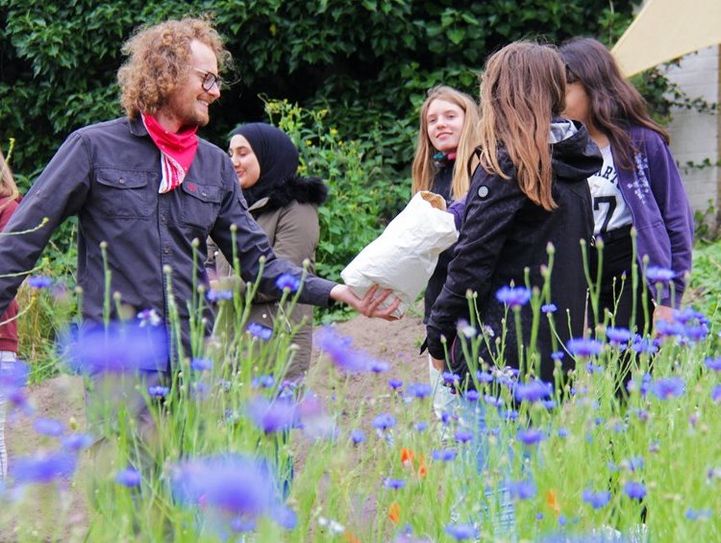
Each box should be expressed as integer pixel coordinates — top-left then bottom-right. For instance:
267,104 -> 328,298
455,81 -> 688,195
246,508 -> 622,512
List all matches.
94,169 -> 153,218
180,182 -> 223,231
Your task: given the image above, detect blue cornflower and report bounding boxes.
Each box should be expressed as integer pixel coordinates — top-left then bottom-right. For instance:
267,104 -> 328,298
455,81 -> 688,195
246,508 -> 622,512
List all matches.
551,351 -> 565,361
621,456 -> 644,472
190,357 -> 213,372
251,375 -> 275,389
631,336 -> 659,354
711,385 -> 721,403
350,429 -> 366,445
623,481 -> 646,500
372,413 -> 396,431
495,285 -> 531,308
60,322 -> 168,375
442,372 -> 461,386
247,322 -> 273,341
383,478 -> 406,490
406,383 -> 432,400
137,308 -> 162,327
685,508 -> 712,521
370,360 -> 390,373
684,324 -> 708,343
148,385 -> 170,398
206,289 -> 233,302
705,357 -> 721,371
247,397 -> 297,434
476,370 -> 494,383
509,479 -> 537,500
62,433 -> 93,452
464,390 -> 480,402
566,338 -> 603,358
33,417 -> 65,437
315,326 -> 376,373
28,275 -> 53,289
172,454 -> 296,531
11,451 -> 77,485
586,362 -> 603,374
275,273 -> 300,293
388,378 -> 403,390
557,428 -> 569,438
432,449 -> 457,462
645,266 -> 675,283
445,524 -> 478,541
454,430 -> 473,444
673,307 -> 707,325
517,428 -> 544,446
541,303 -> 557,314
651,377 -> 684,400
543,400 -> 556,410
606,326 -> 632,346
414,421 -> 428,433
655,320 -> 684,338
116,467 -> 142,488
0,359 -> 28,392
515,379 -> 552,403
484,395 -> 503,408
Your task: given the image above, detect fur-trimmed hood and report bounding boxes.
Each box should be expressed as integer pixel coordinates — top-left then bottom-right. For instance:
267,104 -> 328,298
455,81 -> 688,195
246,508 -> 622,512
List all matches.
249,174 -> 328,215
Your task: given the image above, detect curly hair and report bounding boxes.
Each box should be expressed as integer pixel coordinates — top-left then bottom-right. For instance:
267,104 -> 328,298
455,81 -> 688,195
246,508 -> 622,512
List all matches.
118,17 -> 231,118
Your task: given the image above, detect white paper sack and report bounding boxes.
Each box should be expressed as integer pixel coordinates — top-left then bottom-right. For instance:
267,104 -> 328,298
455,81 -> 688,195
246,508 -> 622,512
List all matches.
341,191 -> 459,317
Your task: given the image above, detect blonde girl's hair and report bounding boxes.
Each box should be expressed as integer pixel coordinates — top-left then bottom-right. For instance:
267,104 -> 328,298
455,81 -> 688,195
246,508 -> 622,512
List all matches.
411,85 -> 481,201
477,41 -> 566,211
0,148 -> 19,202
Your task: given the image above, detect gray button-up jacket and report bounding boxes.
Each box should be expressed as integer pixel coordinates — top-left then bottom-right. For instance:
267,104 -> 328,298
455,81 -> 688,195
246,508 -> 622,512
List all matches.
0,117 -> 336,367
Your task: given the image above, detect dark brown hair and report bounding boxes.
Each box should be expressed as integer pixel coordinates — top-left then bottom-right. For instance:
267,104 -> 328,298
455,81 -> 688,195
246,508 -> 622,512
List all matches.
559,37 -> 669,169
478,41 -> 566,211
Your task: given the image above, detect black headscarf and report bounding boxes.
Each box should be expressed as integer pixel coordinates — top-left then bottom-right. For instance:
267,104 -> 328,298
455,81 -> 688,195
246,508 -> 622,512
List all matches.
230,123 -> 300,207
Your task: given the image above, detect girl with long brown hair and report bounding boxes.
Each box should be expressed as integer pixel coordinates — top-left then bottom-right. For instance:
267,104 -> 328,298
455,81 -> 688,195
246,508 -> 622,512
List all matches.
411,86 -> 480,418
0,148 -> 21,481
426,41 -> 602,387
425,42 -> 602,535
559,37 -> 693,334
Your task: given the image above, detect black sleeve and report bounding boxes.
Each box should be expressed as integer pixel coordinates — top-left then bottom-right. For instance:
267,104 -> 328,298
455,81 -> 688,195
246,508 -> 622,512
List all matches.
425,168 -> 527,359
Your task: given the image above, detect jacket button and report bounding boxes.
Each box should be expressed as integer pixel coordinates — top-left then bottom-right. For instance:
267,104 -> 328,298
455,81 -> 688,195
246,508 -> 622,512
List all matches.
201,192 -> 207,197
164,246 -> 170,255
160,214 -> 166,223
119,178 -> 126,185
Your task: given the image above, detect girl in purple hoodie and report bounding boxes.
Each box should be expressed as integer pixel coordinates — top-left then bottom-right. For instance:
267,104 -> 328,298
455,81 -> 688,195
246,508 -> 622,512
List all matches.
560,37 -> 694,335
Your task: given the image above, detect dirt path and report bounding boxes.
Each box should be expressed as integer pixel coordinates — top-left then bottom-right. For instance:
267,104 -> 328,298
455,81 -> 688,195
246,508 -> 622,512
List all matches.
7,306 -> 427,463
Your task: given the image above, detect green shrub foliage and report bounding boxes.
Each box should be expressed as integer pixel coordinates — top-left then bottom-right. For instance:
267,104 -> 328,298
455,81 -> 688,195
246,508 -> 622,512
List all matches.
2,0 -> 637,179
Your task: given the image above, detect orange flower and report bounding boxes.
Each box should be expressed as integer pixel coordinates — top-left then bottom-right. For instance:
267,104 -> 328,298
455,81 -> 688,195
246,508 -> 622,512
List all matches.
388,501 -> 401,524
417,455 -> 428,479
345,531 -> 362,543
400,447 -> 414,466
546,489 -> 561,516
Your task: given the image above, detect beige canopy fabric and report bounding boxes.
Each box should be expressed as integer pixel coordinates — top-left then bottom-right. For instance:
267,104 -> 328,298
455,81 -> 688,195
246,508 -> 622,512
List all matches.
612,0 -> 721,77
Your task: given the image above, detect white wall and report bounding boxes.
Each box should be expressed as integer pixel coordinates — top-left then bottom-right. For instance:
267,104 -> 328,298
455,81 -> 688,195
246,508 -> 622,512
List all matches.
664,45 -> 720,219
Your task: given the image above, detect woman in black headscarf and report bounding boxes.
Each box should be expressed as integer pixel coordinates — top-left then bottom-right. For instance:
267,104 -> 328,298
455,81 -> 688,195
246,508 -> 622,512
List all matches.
208,123 -> 328,383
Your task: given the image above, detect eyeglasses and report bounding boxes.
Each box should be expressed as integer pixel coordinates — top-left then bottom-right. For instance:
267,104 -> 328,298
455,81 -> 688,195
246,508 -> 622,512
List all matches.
193,68 -> 223,92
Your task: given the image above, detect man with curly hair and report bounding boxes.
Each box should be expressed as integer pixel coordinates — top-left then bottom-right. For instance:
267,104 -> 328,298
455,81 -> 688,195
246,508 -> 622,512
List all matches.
0,18 -> 396,372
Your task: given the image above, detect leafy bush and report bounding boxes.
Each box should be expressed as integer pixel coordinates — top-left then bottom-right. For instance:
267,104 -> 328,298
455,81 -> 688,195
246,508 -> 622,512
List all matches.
264,99 -> 409,283
2,0 -> 638,181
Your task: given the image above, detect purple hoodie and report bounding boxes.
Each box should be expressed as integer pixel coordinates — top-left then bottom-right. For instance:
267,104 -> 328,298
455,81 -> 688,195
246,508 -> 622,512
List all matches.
615,126 -> 694,307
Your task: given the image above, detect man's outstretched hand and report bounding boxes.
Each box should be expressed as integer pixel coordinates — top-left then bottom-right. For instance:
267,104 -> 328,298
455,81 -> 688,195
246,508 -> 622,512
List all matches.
330,284 -> 401,320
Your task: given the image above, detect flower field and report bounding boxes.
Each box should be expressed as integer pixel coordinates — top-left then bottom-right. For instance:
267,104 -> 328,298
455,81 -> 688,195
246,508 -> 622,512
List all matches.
1,243 -> 721,542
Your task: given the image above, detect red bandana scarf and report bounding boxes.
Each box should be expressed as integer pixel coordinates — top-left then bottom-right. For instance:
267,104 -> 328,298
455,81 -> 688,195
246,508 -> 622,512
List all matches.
141,113 -> 199,194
